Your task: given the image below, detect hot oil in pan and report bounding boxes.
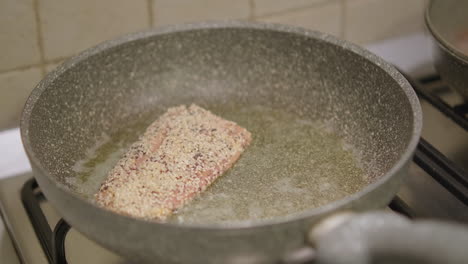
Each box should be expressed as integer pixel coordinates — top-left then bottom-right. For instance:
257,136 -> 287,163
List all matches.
73,105 -> 369,224
170,105 -> 369,223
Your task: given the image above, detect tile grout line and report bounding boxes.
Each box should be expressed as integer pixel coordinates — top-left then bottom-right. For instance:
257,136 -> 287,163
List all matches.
253,0 -> 341,20
340,0 -> 346,39
32,0 -> 47,77
0,56 -> 69,75
45,56 -> 69,65
248,0 -> 256,21
0,64 -> 42,75
147,0 -> 154,27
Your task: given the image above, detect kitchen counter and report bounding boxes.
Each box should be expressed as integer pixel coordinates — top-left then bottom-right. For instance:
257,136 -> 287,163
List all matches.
0,128 -> 28,264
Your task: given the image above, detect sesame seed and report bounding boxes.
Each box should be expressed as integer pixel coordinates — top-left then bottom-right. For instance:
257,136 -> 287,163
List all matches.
95,104 -> 251,221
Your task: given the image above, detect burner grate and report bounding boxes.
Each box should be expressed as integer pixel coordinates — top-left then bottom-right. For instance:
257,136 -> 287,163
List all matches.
414,138 -> 468,205
415,74 -> 468,130
404,73 -> 468,206
21,178 -> 70,264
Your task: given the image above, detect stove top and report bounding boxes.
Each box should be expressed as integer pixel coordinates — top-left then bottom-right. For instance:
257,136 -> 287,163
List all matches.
393,73 -> 468,220
0,173 -> 123,263
1,33 -> 467,264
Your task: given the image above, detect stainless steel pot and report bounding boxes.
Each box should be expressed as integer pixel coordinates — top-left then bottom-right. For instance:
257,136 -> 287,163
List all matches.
426,0 -> 468,100
20,22 -> 468,263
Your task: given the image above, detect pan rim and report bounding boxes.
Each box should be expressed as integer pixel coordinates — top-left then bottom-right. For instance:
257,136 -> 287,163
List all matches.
20,20 -> 422,231
425,0 -> 468,63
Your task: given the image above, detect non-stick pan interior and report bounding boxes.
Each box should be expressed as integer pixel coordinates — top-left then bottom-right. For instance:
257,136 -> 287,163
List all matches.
24,25 -> 415,220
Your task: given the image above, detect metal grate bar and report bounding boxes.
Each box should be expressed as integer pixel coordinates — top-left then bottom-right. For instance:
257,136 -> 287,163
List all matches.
389,196 -> 414,218
21,178 -> 70,264
414,139 -> 468,205
405,73 -> 468,130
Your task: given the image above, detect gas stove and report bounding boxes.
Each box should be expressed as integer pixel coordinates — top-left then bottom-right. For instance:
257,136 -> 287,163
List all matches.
1,33 -> 467,263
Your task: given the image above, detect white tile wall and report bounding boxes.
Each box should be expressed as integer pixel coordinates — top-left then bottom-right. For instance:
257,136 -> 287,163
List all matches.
45,60 -> 65,74
257,1 -> 342,37
152,0 -> 250,26
39,0 -> 149,60
254,0 -> 332,17
345,0 -> 426,44
0,0 -> 40,72
0,68 -> 42,129
0,0 -> 428,129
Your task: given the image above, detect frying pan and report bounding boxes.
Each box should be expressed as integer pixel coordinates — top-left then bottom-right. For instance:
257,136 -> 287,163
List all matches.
426,0 -> 468,100
20,22 -> 468,263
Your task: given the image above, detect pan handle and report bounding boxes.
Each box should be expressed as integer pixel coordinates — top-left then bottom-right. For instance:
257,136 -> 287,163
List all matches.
305,211 -> 468,264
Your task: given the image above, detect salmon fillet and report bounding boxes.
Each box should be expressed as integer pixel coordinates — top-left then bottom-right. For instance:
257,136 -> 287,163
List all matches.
95,104 -> 252,220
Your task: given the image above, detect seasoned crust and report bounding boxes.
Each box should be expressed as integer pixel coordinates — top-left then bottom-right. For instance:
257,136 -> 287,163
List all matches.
95,104 -> 251,220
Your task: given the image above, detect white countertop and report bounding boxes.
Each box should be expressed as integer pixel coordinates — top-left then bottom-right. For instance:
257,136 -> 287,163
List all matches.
0,128 -> 26,264
0,32 -> 435,263
0,128 -> 31,180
